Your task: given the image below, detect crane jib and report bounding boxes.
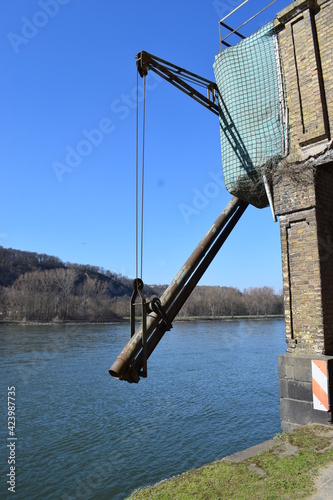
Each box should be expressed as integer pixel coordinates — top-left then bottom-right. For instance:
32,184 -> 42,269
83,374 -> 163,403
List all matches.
109,197 -> 248,383
136,51 -> 219,115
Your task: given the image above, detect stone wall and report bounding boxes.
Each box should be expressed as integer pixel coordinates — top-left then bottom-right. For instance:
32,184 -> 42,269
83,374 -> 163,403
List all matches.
279,353 -> 333,432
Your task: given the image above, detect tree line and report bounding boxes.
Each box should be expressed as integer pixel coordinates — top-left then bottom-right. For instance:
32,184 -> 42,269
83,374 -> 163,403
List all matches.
109,285 -> 283,320
0,246 -> 283,322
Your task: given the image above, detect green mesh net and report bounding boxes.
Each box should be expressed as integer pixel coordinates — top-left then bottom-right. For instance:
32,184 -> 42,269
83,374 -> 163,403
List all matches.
213,22 -> 284,208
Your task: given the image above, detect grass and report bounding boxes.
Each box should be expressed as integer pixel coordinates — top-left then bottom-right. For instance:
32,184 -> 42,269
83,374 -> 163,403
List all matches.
127,424 -> 333,499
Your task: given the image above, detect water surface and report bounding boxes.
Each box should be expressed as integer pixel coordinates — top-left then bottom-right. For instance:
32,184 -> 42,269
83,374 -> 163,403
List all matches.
1,319 -> 286,499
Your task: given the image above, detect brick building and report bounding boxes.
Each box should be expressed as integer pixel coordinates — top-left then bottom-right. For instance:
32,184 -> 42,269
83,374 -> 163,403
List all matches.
273,0 -> 333,431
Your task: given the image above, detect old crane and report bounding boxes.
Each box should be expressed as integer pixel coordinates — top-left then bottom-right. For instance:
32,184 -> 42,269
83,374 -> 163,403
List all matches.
109,51 -> 248,383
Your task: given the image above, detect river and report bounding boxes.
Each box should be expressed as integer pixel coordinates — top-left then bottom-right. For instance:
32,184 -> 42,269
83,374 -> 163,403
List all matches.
1,319 -> 286,499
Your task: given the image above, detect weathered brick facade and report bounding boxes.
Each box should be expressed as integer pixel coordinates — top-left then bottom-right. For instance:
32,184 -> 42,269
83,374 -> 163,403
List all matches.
274,0 -> 332,159
316,0 -> 333,139
273,0 -> 333,430
274,0 -> 333,355
274,164 -> 333,355
315,164 -> 333,354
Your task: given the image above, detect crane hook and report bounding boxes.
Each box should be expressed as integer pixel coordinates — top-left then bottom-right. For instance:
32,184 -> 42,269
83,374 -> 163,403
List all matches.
130,278 -> 148,377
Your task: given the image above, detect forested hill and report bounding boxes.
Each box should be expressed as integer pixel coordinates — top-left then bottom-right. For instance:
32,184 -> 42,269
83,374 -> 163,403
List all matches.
0,245 -> 133,293
0,246 -> 283,323
0,246 -> 162,322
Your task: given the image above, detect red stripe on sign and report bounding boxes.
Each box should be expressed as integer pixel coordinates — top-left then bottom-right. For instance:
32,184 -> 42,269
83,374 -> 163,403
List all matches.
313,360 -> 327,377
312,377 -> 329,411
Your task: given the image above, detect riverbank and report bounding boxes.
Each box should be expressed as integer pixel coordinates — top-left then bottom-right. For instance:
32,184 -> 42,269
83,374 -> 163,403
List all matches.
175,314 -> 284,322
0,314 -> 284,326
0,320 -> 127,326
128,424 -> 333,499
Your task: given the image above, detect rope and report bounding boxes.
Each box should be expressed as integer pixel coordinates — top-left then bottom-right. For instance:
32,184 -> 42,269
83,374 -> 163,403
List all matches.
135,71 -> 146,280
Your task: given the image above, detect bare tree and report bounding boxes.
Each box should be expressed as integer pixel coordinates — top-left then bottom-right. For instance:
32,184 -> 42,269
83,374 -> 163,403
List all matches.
54,268 -> 78,320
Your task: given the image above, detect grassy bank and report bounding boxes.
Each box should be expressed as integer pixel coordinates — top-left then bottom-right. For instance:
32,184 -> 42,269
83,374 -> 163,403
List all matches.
128,424 -> 333,499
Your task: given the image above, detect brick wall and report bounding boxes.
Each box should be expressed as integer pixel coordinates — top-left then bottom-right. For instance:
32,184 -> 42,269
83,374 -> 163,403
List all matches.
273,0 -> 333,357
273,0 -> 333,430
274,169 -> 325,353
273,162 -> 333,355
274,0 -> 331,159
316,163 -> 333,354
316,0 -> 333,137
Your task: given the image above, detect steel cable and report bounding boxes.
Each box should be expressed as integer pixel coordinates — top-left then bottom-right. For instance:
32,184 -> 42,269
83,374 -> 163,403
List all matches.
135,71 -> 146,280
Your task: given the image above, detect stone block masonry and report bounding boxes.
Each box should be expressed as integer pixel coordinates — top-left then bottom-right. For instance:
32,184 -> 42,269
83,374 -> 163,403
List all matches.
279,353 -> 333,432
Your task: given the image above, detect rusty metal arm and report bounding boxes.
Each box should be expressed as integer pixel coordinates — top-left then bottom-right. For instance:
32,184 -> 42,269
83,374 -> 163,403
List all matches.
109,196 -> 248,383
136,51 -> 219,116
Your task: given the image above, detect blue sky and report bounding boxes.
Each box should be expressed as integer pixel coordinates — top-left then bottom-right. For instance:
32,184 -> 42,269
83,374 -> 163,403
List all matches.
1,0 -> 292,290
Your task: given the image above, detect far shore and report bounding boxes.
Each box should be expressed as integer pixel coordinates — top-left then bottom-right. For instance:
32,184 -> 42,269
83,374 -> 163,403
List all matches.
0,314 -> 284,326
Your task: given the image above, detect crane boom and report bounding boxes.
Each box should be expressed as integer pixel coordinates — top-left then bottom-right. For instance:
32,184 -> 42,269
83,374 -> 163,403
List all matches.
108,51 -> 245,384
109,197 -> 248,383
136,51 -> 219,115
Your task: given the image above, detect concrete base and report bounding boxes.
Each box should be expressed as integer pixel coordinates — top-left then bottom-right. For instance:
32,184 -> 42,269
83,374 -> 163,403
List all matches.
278,353 -> 333,432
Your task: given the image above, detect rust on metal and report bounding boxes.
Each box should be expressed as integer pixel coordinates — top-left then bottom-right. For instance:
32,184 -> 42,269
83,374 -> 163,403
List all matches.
109,196 -> 248,383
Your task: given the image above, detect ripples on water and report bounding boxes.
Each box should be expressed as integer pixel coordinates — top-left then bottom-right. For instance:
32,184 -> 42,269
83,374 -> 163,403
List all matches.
1,319 -> 286,499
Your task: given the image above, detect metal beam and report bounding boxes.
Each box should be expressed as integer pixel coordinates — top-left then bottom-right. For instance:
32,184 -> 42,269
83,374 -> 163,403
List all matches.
136,51 -> 219,116
109,197 -> 248,383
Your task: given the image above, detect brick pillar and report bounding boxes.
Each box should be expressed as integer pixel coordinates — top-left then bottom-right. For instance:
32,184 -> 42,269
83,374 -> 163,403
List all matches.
274,163 -> 333,431
273,0 -> 333,431
316,165 -> 333,355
